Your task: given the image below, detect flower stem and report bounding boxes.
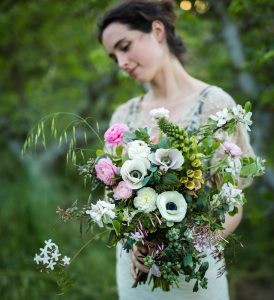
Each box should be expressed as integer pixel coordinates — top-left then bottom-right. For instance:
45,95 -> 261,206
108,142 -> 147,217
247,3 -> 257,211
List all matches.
64,230 -> 108,271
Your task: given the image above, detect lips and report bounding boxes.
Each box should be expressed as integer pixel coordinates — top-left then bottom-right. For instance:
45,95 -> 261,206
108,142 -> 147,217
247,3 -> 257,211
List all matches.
128,66 -> 138,77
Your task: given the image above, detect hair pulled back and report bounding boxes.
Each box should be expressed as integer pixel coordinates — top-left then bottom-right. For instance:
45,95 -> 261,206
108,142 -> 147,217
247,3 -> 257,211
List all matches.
97,0 -> 186,61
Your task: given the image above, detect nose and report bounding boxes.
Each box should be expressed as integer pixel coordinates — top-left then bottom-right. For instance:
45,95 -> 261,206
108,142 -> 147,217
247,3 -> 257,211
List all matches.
116,53 -> 129,70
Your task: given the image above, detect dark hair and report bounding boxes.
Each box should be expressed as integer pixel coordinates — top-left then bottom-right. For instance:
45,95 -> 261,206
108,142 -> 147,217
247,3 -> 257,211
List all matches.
97,0 -> 186,61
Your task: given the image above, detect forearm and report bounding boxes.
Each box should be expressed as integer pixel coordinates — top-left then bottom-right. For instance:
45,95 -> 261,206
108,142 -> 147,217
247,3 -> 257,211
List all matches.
220,205 -> 243,239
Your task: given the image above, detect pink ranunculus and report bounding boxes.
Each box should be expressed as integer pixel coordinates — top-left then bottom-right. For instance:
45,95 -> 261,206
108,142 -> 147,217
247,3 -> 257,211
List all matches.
95,158 -> 119,185
221,142 -> 243,158
104,123 -> 129,147
151,136 -> 160,144
113,181 -> 133,200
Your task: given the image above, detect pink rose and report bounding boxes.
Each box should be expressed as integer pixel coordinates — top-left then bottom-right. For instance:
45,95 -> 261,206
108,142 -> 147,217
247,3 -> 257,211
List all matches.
95,158 -> 119,185
221,142 -> 243,158
104,123 -> 129,147
113,181 -> 133,200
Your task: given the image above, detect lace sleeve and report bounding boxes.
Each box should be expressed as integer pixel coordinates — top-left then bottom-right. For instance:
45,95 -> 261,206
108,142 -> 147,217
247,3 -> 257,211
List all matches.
201,87 -> 255,189
109,102 -> 129,126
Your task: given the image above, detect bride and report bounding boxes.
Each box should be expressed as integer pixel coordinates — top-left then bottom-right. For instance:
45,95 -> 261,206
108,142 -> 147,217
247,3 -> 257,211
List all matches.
97,1 -> 254,299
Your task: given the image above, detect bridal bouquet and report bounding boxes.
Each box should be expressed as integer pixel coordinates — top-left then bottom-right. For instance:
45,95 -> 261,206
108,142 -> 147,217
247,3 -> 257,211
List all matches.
32,102 -> 265,292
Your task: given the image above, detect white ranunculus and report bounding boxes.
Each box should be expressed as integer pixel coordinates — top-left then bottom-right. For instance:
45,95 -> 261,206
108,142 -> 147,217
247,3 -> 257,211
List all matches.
156,191 -> 187,222
120,158 -> 150,189
134,187 -> 158,213
127,140 -> 151,159
149,107 -> 170,121
148,148 -> 184,171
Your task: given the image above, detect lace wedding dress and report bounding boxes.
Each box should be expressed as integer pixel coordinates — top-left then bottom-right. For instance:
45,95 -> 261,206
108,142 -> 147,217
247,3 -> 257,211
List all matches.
109,86 -> 254,300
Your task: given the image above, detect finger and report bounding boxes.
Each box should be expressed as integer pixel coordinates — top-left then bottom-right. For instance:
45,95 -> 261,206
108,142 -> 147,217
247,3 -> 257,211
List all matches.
130,262 -> 137,279
132,249 -> 144,263
131,256 -> 150,273
133,244 -> 147,255
139,245 -> 148,254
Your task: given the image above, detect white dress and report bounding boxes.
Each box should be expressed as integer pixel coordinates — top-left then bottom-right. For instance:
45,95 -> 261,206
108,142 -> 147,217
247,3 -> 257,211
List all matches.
109,86 -> 254,300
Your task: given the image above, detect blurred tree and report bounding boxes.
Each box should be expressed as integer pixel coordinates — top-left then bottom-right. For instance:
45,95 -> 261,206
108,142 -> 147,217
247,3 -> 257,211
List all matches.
0,0 -> 273,299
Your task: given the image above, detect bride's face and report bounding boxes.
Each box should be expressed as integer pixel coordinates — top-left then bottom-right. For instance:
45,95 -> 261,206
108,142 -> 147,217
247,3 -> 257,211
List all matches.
102,22 -> 167,83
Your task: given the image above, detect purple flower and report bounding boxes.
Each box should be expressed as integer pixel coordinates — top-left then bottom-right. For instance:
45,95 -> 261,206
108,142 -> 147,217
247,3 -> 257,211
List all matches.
221,142 -> 243,158
104,123 -> 129,147
95,158 -> 119,185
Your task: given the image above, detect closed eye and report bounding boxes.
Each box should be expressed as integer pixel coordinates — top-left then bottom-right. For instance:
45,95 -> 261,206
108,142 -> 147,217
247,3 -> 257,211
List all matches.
121,43 -> 130,52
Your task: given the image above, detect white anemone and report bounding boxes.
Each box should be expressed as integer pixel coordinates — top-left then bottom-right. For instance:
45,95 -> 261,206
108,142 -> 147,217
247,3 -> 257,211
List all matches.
156,191 -> 187,222
148,148 -> 184,171
120,158 -> 150,189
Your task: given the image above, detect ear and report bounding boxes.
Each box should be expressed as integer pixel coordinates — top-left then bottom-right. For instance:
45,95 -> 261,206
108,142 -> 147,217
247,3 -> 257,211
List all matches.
151,20 -> 166,43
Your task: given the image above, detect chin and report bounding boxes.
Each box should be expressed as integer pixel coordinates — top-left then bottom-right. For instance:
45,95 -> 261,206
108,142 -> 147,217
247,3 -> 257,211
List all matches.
134,74 -> 153,84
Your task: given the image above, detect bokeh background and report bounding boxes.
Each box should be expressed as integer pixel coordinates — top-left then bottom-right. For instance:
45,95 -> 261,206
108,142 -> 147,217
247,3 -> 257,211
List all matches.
1,0 -> 274,299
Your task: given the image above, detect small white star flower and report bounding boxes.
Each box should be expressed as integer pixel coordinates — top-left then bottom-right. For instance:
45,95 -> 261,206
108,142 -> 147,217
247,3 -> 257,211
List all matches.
44,239 -> 55,249
34,254 -> 41,264
47,260 -> 57,271
51,250 -> 62,262
61,256 -> 71,266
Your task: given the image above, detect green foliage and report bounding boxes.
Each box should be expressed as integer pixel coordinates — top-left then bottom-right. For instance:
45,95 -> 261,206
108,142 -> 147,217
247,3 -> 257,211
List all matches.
0,0 -> 273,299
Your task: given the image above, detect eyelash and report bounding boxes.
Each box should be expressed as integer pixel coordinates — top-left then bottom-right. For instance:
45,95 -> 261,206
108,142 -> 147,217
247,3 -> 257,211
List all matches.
121,44 -> 130,52
110,43 -> 131,64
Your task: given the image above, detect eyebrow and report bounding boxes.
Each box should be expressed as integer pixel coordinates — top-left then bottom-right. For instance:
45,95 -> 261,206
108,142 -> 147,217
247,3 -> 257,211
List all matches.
108,38 -> 126,58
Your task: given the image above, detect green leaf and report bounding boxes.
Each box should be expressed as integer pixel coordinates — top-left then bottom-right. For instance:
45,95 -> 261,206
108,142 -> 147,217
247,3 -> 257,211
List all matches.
122,153 -> 130,164
142,175 -> 152,186
240,162 -> 257,177
115,145 -> 123,156
223,173 -> 234,184
228,206 -> 239,216
244,101 -> 252,112
149,166 -> 158,172
112,220 -> 121,235
135,128 -> 150,142
198,262 -> 209,278
183,254 -> 193,267
162,173 -> 179,185
123,131 -> 136,141
96,149 -> 105,156
193,280 -> 199,292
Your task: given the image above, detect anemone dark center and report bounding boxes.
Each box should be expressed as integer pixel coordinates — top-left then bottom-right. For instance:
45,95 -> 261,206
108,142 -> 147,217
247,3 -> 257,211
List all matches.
162,156 -> 172,166
130,170 -> 142,179
166,202 -> 177,210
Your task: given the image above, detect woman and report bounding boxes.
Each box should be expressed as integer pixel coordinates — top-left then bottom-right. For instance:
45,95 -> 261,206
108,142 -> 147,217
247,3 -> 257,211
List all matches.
97,1 -> 254,299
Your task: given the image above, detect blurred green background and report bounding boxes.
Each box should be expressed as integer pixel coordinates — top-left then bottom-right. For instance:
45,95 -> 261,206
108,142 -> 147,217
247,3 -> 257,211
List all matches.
1,0 -> 274,299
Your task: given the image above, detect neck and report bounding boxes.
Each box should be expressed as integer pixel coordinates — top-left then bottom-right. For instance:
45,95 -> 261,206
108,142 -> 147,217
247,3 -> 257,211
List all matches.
146,56 -> 199,103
